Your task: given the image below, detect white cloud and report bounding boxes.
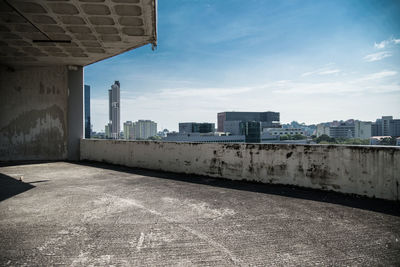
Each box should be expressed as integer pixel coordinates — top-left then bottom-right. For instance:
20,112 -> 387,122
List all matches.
363,51 -> 392,62
374,40 -> 388,49
272,70 -> 399,95
374,37 -> 400,49
272,81 -> 400,95
157,87 -> 252,98
359,70 -> 397,81
318,69 -> 341,75
301,68 -> 340,77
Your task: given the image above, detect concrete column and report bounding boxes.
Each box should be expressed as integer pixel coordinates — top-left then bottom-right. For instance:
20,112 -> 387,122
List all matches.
67,66 -> 84,161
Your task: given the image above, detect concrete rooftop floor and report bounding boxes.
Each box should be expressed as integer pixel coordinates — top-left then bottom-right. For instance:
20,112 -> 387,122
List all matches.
0,162 -> 399,266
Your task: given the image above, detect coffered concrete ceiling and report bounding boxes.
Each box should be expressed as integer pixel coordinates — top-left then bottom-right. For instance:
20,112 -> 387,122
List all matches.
0,0 -> 157,66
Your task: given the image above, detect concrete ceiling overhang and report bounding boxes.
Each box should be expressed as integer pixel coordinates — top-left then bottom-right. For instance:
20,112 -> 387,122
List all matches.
0,0 -> 157,66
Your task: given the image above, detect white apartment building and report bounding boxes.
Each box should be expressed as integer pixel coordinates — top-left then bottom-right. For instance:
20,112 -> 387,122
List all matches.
354,121 -> 372,139
123,120 -> 157,140
123,121 -> 134,140
316,123 -> 330,137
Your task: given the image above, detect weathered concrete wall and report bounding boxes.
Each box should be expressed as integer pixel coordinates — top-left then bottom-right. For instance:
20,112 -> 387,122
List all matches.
0,65 -> 68,161
81,140 -> 400,201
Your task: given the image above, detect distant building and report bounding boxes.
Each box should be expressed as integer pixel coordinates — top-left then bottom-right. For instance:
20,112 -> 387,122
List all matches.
123,121 -> 134,140
123,120 -> 157,140
84,85 -> 91,139
108,81 -> 120,139
264,128 -> 305,136
329,123 -> 355,138
217,111 -> 280,132
91,131 -> 106,139
223,120 -> 242,135
282,121 -> 316,136
164,132 -> 245,143
157,129 -> 169,138
381,116 -> 392,136
316,123 -> 330,137
242,121 -> 261,143
105,123 -> 112,139
370,136 -> 392,145
179,122 -> 215,134
389,119 -> 400,137
126,120 -> 157,140
163,131 -> 300,144
354,121 -> 372,139
371,116 -> 400,137
371,120 -> 381,136
135,120 -> 157,139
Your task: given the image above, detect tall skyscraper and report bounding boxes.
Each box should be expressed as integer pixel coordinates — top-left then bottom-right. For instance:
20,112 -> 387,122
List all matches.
84,85 -> 91,139
108,81 -> 120,139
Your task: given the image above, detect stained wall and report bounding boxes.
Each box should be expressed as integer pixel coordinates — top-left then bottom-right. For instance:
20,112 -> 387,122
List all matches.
0,65 -> 68,160
81,139 -> 400,201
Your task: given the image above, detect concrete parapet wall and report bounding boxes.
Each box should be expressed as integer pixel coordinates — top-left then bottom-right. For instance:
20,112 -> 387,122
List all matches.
80,139 -> 400,201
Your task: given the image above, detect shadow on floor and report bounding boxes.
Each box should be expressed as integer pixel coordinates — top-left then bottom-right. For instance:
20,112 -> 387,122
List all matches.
77,161 -> 400,217
0,173 -> 35,202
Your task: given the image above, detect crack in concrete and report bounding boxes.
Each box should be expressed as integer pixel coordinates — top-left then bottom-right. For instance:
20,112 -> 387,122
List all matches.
78,187 -> 243,266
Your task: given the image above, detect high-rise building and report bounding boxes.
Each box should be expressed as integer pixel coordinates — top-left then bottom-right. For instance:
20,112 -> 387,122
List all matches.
217,111 -> 279,132
84,85 -> 91,139
179,122 -> 215,134
135,120 -> 157,139
354,121 -> 372,139
381,116 -> 393,136
389,119 -> 400,137
316,123 -> 330,137
371,116 -> 399,137
371,120 -> 381,136
108,81 -> 120,139
123,121 -> 134,140
123,120 -> 157,140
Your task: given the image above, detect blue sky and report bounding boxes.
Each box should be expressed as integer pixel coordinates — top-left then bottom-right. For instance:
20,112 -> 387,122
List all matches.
85,0 -> 400,132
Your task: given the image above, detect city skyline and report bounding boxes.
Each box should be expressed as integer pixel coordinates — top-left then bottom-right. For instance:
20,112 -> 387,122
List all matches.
85,0 -> 400,132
